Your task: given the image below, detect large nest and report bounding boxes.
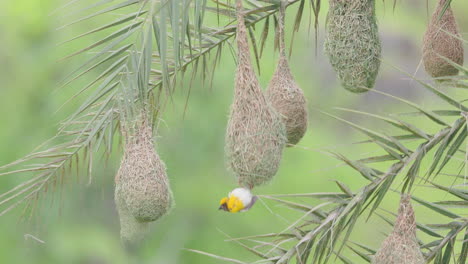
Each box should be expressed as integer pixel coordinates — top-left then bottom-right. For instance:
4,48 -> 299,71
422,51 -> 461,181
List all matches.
422,0 -> 464,78
324,0 -> 381,93
372,194 -> 425,264
266,2 -> 308,146
225,0 -> 286,189
115,118 -> 173,224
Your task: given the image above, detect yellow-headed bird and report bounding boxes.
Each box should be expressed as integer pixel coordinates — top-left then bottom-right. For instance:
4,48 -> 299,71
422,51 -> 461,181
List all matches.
219,188 -> 258,213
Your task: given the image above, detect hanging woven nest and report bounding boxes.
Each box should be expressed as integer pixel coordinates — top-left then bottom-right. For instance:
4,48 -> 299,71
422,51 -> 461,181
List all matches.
116,118 -> 172,222
422,0 -> 464,79
324,0 -> 381,93
225,0 -> 286,189
373,194 -> 425,264
115,115 -> 173,244
265,1 -> 308,146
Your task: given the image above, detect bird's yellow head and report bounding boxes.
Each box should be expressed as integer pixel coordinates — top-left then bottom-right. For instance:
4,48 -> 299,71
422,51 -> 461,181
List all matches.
218,188 -> 257,213
219,196 -> 244,213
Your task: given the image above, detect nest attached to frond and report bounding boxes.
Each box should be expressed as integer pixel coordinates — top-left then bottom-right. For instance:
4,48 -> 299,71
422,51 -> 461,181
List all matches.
324,0 -> 381,93
265,2 -> 308,146
116,118 -> 173,222
373,194 -> 425,264
422,0 -> 464,79
225,0 -> 286,189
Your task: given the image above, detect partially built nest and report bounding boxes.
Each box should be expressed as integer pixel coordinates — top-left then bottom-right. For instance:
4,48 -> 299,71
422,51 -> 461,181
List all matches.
225,0 -> 286,189
324,0 -> 381,93
422,0 -> 464,79
115,118 -> 173,225
266,3 -> 308,146
373,194 -> 425,264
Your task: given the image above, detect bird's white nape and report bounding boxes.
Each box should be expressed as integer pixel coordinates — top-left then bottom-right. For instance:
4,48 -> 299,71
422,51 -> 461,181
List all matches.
229,187 -> 253,208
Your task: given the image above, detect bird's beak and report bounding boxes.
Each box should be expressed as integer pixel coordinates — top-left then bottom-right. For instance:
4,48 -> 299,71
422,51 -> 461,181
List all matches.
219,203 -> 228,211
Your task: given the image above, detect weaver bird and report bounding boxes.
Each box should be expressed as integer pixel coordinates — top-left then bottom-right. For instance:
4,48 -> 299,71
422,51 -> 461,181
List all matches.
219,188 -> 258,213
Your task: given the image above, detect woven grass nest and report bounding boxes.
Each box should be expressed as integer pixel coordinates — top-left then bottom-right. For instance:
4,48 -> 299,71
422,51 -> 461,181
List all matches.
422,0 -> 464,79
225,0 -> 286,189
373,194 -> 425,264
324,0 -> 381,93
265,1 -> 308,146
115,117 -> 173,244
114,190 -> 150,247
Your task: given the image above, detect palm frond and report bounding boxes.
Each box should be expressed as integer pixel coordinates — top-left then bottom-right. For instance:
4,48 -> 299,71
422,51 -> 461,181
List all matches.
190,64 -> 468,263
2,0 -> 466,262
0,0 -> 316,219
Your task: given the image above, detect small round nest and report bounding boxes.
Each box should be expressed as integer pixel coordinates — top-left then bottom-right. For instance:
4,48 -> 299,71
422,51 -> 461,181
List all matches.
422,0 -> 464,79
266,3 -> 308,146
324,0 -> 381,93
372,194 -> 425,264
225,0 -> 286,189
116,120 -> 173,223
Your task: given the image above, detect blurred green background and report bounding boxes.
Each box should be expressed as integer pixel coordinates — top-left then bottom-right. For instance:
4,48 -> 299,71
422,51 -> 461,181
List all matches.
0,0 -> 467,263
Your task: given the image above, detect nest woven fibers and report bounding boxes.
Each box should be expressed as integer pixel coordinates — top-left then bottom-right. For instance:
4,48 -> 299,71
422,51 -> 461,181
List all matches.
115,117 -> 173,226
324,0 -> 381,93
115,189 -> 150,247
265,1 -> 308,146
422,0 -> 464,79
372,194 -> 425,264
225,0 -> 286,189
